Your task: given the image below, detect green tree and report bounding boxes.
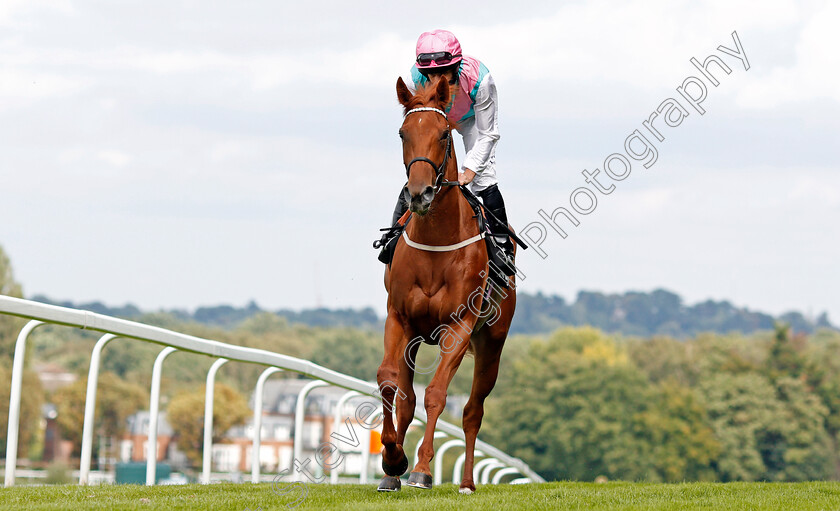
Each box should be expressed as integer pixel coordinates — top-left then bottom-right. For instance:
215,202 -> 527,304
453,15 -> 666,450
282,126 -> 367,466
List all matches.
310,330 -> 381,382
0,244 -> 25,366
773,377 -> 834,480
805,329 -> 840,477
699,372 -> 833,481
691,333 -> 760,378
53,372 -> 149,457
634,382 -> 720,481
627,336 -> 697,386
167,383 -> 251,465
235,313 -> 314,359
0,247 -> 42,459
0,245 -> 22,299
484,327 -> 717,481
0,365 -> 44,459
766,323 -> 809,382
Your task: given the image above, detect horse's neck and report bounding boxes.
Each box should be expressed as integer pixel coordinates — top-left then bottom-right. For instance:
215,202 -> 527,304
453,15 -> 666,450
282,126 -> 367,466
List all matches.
406,185 -> 476,246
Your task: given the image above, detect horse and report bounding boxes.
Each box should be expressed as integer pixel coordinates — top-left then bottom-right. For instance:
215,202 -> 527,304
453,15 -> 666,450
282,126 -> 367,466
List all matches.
375,74 -> 517,494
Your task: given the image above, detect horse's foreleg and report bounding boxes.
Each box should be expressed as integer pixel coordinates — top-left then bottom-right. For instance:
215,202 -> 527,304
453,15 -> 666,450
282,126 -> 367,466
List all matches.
376,314 -> 410,478
395,341 -> 418,446
460,333 -> 504,494
407,323 -> 473,488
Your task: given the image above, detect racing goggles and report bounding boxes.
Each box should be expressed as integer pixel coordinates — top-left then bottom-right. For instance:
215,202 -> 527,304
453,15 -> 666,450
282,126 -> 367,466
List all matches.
416,51 -> 461,67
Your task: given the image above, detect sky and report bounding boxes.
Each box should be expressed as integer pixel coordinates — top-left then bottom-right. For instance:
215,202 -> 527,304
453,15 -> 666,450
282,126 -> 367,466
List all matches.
1,0 -> 838,322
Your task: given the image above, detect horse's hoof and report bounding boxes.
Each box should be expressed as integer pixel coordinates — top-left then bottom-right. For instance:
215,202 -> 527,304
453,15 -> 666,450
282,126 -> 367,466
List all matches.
459,487 -> 474,495
406,471 -> 433,489
382,454 -> 409,477
377,475 -> 402,492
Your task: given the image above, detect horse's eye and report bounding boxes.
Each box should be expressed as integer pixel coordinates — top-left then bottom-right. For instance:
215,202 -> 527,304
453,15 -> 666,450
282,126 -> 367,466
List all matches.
439,131 -> 449,140
398,131 -> 405,139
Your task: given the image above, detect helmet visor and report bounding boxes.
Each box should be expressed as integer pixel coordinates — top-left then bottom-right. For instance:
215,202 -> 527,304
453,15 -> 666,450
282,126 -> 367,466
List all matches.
416,51 -> 461,68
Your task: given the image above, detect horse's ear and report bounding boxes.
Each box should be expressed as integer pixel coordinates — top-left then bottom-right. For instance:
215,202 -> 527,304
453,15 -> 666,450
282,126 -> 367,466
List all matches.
434,75 -> 450,109
396,77 -> 413,107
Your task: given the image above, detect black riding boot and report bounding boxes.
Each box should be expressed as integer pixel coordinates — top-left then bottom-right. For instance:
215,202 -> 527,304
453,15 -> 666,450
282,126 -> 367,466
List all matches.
477,184 -> 513,256
391,190 -> 408,226
477,184 -> 515,281
376,191 -> 409,264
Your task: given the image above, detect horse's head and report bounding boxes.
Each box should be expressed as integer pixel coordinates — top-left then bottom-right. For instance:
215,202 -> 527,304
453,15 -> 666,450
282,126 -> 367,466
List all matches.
396,75 -> 454,216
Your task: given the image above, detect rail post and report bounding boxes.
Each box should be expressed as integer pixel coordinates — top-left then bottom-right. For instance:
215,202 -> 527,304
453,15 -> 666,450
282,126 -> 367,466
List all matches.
79,333 -> 119,485
4,320 -> 44,487
251,367 -> 283,483
453,449 -> 484,485
492,466 -> 521,484
201,358 -> 229,484
292,380 -> 329,481
146,346 -> 177,485
433,439 -> 464,486
329,390 -> 361,484
479,460 -> 504,484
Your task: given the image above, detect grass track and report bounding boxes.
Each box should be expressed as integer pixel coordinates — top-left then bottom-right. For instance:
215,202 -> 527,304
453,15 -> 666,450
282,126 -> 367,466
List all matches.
2,481 -> 840,510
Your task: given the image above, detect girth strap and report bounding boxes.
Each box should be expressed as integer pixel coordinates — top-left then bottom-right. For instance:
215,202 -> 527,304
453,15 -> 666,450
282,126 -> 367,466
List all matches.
402,231 -> 484,252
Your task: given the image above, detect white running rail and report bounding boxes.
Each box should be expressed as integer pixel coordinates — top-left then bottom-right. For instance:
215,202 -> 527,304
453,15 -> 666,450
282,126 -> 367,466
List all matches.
0,295 -> 544,487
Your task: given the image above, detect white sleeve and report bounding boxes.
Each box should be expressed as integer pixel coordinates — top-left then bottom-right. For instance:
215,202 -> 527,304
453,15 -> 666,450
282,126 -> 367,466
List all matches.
403,73 -> 417,94
403,66 -> 420,94
462,73 -> 500,173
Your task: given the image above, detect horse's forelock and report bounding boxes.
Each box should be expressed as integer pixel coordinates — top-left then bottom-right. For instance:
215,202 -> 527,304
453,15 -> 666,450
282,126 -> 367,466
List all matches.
402,76 -> 456,115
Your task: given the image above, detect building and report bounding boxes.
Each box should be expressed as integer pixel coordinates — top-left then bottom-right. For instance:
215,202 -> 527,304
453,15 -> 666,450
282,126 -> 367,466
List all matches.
118,378 -> 388,478
218,378 -> 380,476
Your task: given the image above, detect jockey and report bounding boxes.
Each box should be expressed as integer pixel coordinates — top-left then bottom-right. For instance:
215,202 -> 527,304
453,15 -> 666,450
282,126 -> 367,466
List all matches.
379,29 -> 512,265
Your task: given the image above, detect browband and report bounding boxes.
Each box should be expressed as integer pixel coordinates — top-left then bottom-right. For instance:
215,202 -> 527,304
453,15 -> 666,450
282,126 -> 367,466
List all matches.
404,107 -> 448,119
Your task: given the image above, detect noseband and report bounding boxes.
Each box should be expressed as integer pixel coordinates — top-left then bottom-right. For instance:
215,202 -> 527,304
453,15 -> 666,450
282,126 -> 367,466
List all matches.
403,107 -> 454,192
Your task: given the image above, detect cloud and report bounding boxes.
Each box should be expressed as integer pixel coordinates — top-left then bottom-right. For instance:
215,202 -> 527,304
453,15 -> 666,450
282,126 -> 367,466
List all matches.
0,0 -> 837,321
0,0 -> 73,24
0,68 -> 89,107
788,174 -> 840,207
1,0 -> 827,114
96,150 -> 131,168
456,0 -> 803,89
736,1 -> 840,108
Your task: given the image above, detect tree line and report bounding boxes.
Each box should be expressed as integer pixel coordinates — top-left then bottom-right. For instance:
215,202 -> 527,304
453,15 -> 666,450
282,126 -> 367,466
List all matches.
483,325 -> 840,482
31,288 -> 836,339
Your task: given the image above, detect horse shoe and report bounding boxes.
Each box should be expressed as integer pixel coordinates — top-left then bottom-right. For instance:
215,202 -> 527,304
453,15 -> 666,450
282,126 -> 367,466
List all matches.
377,475 -> 402,492
406,471 -> 433,489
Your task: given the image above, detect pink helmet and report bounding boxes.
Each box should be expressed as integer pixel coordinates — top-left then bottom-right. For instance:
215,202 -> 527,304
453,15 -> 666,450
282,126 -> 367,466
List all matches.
415,29 -> 463,69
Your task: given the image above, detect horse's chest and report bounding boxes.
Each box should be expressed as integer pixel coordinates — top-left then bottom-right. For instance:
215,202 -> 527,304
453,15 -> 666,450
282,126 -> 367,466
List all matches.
404,284 -> 449,322
390,249 -> 486,332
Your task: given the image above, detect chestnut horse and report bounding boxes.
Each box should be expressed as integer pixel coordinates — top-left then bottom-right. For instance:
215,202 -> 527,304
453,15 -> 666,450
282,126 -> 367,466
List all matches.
376,75 -> 516,494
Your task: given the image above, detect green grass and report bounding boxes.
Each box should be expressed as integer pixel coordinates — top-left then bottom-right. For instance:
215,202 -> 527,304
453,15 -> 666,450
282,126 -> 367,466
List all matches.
2,481 -> 840,510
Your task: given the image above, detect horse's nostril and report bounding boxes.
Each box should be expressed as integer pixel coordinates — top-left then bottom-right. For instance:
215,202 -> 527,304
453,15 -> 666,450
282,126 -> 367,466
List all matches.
403,186 -> 411,203
422,186 -> 435,202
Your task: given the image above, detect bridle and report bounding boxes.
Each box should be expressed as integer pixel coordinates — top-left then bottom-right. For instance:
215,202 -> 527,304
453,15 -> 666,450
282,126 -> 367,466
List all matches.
403,107 -> 456,193
393,106 -> 530,255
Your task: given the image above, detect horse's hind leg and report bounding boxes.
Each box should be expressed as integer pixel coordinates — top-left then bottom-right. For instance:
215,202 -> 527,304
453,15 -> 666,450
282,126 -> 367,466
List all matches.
459,330 -> 505,494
